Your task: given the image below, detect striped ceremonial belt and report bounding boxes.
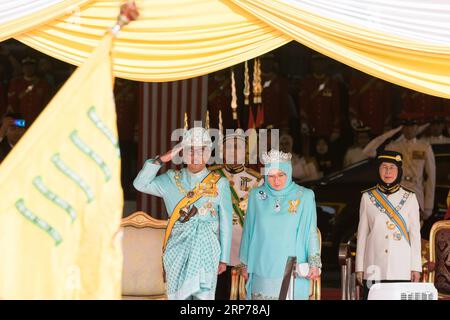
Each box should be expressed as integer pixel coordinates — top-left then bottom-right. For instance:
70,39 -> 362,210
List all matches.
217,169 -> 245,226
368,189 -> 411,245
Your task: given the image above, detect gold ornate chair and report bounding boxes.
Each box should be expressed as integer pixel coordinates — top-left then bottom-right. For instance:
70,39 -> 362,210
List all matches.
428,220 -> 450,300
230,228 -> 322,300
420,238 -> 430,282
121,211 -> 168,300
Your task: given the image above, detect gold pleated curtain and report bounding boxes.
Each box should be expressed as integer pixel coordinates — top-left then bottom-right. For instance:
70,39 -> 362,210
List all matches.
2,0 -> 450,98
0,0 -> 91,42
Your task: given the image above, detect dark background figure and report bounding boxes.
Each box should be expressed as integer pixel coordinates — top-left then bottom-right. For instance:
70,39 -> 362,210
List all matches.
400,88 -> 443,116
343,125 -> 371,168
114,78 -> 139,200
259,53 -> 291,130
298,54 -> 341,142
207,67 -> 234,130
349,70 -> 393,136
0,44 -> 20,117
0,112 -> 26,163
0,62 -> 8,116
38,57 -> 56,94
421,114 -> 450,145
7,56 -> 50,126
312,136 -> 338,177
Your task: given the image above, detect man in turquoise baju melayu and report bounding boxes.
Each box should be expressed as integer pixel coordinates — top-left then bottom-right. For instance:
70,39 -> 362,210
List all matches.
133,127 -> 233,300
239,149 -> 322,300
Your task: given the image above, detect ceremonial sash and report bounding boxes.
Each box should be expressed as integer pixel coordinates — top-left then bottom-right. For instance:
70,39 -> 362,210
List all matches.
217,169 -> 245,226
368,189 -> 411,245
162,171 -> 221,252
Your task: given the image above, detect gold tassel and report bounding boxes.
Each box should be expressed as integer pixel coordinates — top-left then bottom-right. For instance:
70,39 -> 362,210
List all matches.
219,110 -> 223,160
253,58 -> 262,105
243,61 -> 250,106
205,110 -> 210,129
219,110 -> 223,136
184,112 -> 188,130
231,69 -> 238,120
238,274 -> 247,300
230,268 -> 238,300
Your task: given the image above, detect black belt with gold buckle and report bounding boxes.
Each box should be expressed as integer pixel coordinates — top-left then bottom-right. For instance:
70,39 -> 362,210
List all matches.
179,206 -> 198,223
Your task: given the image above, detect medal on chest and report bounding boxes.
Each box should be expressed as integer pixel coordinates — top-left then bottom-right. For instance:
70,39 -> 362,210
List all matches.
238,196 -> 248,211
386,221 -> 396,230
240,177 -> 252,192
258,190 -> 268,200
274,199 -> 281,213
199,201 -> 216,217
288,199 -> 300,214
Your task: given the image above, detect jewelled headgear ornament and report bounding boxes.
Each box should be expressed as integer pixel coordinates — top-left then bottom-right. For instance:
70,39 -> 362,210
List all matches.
181,111 -> 212,148
261,149 -> 292,164
262,149 -> 294,190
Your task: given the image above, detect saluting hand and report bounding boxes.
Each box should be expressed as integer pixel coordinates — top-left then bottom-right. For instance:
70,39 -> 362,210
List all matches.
160,145 -> 183,163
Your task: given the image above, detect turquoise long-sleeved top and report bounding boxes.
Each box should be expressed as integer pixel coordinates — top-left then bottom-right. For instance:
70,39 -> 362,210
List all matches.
239,160 -> 321,299
133,159 -> 233,264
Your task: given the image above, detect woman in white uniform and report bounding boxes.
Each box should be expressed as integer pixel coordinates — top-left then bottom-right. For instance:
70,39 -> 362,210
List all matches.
356,150 -> 422,299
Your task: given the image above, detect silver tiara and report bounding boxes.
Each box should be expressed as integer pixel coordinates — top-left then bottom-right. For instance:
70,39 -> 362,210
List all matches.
261,149 -> 292,164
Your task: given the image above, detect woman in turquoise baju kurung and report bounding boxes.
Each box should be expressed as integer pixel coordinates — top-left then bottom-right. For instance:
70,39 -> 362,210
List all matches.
239,151 -> 321,300
133,128 -> 233,300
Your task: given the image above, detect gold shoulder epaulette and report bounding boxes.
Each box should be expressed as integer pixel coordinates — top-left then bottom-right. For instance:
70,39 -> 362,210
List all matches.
400,185 -> 415,193
207,164 -> 224,172
361,186 -> 377,194
245,167 -> 263,180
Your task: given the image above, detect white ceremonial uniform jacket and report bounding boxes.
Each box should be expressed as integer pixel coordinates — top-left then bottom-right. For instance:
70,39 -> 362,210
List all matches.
209,165 -> 263,266
343,146 -> 369,168
421,135 -> 450,145
356,186 -> 422,281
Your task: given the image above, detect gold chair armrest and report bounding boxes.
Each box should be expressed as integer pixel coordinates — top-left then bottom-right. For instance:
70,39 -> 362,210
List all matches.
230,268 -> 239,300
230,265 -> 247,300
238,275 -> 247,300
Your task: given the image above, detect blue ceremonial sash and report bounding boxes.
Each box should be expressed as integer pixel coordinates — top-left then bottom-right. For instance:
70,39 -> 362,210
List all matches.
368,189 -> 411,245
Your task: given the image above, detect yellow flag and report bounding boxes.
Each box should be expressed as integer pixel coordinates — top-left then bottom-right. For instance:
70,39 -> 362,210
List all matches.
0,33 -> 123,299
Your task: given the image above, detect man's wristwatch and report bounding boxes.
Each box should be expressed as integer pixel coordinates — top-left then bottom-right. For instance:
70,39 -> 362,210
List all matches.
153,155 -> 162,165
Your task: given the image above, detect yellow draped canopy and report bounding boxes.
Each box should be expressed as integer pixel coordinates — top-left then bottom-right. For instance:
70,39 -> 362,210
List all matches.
2,0 -> 450,98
